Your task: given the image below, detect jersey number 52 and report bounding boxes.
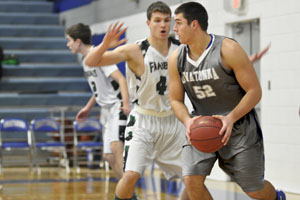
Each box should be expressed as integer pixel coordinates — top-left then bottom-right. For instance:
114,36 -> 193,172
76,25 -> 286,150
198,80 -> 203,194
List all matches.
193,85 -> 216,99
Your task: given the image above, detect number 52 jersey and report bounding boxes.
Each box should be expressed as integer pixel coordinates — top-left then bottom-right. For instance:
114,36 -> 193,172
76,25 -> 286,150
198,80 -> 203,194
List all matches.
177,35 -> 246,116
133,38 -> 180,113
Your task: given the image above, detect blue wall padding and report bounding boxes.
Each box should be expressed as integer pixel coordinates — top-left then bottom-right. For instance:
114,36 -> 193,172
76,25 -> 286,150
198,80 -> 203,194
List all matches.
53,0 -> 92,13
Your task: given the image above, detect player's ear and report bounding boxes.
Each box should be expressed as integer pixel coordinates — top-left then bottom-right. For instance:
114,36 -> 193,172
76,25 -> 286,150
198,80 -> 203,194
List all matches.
75,38 -> 82,46
191,20 -> 198,30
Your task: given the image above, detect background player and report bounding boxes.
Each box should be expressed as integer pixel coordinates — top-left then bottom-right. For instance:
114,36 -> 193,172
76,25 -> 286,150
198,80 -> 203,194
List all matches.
65,23 -> 130,180
84,2 -> 189,200
168,2 -> 285,200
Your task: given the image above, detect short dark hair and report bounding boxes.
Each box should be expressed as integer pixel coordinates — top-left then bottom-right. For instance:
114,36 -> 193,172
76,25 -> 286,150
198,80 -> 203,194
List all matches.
65,23 -> 92,45
175,1 -> 208,31
146,1 -> 171,20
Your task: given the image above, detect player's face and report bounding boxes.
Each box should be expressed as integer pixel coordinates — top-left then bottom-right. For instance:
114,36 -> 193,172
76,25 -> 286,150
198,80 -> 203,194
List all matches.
147,12 -> 171,39
66,35 -> 80,54
173,13 -> 193,44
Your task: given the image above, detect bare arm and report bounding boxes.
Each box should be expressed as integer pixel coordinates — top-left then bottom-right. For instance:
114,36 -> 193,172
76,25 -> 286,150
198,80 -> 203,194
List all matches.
84,22 -> 143,76
168,49 -> 196,141
215,38 -> 262,145
84,22 -> 128,67
76,95 -> 97,121
249,43 -> 271,63
109,70 -> 131,115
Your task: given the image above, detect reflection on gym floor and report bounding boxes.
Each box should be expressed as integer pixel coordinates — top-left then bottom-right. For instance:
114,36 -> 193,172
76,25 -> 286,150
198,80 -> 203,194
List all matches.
0,167 -> 299,200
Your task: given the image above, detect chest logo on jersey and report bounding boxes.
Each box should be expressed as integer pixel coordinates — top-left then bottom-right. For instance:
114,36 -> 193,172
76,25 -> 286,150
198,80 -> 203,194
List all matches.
149,61 -> 167,73
181,68 -> 219,83
84,69 -> 97,78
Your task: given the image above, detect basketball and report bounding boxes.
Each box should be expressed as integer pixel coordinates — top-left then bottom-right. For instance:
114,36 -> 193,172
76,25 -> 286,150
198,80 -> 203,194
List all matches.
190,116 -> 223,153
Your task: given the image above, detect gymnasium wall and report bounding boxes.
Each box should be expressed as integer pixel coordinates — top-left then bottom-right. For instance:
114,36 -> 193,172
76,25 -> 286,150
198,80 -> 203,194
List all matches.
60,0 -> 300,194
201,0 -> 300,194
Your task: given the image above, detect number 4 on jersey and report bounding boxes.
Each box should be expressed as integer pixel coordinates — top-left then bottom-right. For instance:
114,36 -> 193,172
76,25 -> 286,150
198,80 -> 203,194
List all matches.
156,76 -> 167,95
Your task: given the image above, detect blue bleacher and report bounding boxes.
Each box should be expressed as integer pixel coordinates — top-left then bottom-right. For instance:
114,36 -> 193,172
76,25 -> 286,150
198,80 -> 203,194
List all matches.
0,0 -> 98,121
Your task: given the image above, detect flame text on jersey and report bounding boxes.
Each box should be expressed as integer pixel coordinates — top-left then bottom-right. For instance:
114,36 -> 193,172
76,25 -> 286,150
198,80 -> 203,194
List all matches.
149,61 -> 168,73
181,68 -> 219,84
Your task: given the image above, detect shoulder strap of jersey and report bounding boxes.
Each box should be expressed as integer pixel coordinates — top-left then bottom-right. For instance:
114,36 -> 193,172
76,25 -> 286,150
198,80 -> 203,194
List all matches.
168,36 -> 181,45
177,45 -> 188,77
138,39 -> 150,57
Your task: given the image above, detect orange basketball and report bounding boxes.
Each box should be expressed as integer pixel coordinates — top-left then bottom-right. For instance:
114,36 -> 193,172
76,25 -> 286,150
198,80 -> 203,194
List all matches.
190,116 -> 223,153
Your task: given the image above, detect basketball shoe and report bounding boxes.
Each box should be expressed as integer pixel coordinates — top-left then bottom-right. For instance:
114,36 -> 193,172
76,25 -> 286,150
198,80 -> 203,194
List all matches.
276,190 -> 286,200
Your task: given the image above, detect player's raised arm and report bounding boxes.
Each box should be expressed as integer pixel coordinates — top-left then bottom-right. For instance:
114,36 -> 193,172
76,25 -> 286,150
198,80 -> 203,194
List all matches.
249,43 -> 271,63
84,22 -> 127,67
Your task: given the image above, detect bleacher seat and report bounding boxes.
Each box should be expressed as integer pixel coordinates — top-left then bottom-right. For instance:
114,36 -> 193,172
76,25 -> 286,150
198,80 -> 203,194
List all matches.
0,118 -> 33,173
30,118 -> 69,173
73,118 -> 103,173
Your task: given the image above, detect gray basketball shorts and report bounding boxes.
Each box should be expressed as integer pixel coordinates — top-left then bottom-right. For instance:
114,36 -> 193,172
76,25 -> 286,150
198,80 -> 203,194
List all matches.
182,138 -> 265,192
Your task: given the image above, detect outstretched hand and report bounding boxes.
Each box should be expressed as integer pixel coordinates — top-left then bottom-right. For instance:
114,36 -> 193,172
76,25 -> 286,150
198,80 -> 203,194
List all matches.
249,43 -> 271,63
76,107 -> 91,122
103,22 -> 127,49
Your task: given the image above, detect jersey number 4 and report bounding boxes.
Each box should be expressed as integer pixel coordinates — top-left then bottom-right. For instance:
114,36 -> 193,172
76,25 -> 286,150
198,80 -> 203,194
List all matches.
156,76 -> 167,95
193,85 -> 216,99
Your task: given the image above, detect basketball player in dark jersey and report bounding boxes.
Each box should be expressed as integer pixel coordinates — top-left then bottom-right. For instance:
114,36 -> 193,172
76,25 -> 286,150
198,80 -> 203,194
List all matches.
168,2 -> 285,200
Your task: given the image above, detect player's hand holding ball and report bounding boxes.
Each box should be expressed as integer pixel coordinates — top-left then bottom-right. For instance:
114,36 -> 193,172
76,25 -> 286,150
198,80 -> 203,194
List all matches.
190,116 -> 224,153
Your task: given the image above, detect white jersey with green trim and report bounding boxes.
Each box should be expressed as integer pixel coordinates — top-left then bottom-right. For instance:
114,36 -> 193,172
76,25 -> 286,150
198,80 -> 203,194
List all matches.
132,38 -> 180,112
82,53 -> 121,107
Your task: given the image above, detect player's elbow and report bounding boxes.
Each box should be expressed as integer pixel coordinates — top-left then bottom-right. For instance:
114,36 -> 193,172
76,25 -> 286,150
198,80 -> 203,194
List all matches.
258,88 -> 262,101
169,98 -> 180,111
170,100 -> 176,112
257,85 -> 262,101
252,86 -> 262,104
84,58 -> 95,67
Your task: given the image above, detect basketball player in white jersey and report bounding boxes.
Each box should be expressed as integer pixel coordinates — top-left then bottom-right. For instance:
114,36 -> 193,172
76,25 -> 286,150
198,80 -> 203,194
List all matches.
85,2 -> 189,199
65,23 -> 130,180
168,2 -> 285,200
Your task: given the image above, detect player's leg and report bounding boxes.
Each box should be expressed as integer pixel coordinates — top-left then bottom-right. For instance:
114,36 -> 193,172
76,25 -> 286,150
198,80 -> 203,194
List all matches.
181,144 -> 217,200
179,187 -> 189,200
109,141 -> 124,179
115,110 -> 153,199
100,106 -> 122,179
115,170 -> 140,199
184,175 -> 212,200
220,138 -> 285,200
108,102 -> 127,179
245,180 -> 276,200
154,116 -> 188,200
102,144 -> 122,179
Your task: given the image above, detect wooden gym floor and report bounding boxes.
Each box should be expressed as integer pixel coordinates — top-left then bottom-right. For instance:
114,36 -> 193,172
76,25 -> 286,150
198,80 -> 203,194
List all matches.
0,167 -> 299,200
